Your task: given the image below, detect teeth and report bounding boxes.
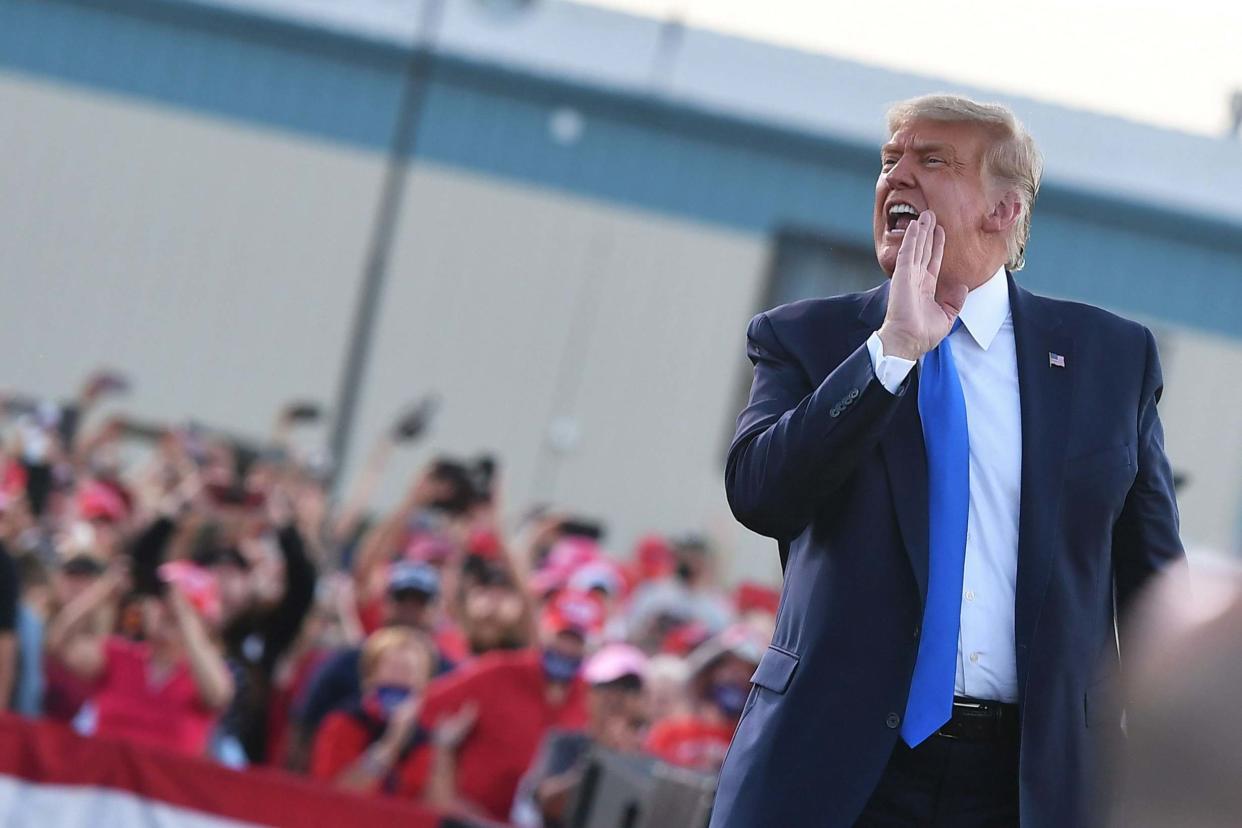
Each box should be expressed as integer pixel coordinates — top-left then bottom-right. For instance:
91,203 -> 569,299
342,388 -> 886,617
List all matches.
888,203 -> 918,217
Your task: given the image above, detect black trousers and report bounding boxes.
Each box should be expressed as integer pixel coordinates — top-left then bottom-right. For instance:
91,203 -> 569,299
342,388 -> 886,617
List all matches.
854,732 -> 1020,827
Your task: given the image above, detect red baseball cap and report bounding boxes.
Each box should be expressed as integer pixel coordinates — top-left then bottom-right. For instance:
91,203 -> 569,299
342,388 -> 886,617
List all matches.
466,529 -> 504,560
541,589 -> 606,640
733,582 -> 781,616
77,480 -> 130,523
632,534 -> 675,581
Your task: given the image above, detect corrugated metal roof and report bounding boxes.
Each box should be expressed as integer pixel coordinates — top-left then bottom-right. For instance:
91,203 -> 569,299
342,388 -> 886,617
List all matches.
173,0 -> 1241,225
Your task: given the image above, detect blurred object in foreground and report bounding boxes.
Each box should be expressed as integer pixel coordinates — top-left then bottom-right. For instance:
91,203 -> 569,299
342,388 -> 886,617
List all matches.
0,715 -> 441,826
1113,556 -> 1242,828
565,745 -> 715,828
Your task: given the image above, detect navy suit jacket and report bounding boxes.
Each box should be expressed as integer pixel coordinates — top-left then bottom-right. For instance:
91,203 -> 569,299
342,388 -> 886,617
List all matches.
710,275 -> 1184,828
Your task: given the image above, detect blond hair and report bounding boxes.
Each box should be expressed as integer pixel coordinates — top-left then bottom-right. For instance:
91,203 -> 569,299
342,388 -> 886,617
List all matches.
359,627 -> 433,680
886,94 -> 1043,271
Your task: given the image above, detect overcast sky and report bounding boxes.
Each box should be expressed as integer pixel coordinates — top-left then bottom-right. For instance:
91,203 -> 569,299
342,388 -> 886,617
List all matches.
579,0 -> 1241,139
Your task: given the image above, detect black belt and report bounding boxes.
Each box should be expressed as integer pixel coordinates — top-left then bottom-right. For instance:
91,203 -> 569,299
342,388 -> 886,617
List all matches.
936,697 -> 1020,742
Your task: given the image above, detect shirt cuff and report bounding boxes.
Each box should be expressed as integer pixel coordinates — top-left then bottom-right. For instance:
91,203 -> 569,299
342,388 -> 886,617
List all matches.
866,332 -> 916,395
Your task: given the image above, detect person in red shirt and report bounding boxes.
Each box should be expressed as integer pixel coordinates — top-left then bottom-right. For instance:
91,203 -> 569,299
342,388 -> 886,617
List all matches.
644,623 -> 765,773
42,554 -> 108,723
310,626 -> 438,796
413,590 -> 604,822
46,559 -> 234,757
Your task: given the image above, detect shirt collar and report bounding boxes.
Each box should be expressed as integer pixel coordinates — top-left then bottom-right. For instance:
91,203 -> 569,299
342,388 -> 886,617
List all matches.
956,266 -> 1009,351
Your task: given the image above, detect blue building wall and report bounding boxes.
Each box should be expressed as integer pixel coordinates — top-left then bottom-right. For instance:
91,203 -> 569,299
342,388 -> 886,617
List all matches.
2,0 -> 1239,338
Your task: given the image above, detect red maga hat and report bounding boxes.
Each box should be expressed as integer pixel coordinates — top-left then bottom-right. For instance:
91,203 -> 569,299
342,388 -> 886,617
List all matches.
541,589 -> 606,639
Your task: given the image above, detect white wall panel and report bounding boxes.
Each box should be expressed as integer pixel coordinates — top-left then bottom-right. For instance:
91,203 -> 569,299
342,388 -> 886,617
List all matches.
1158,328 -> 1242,557
0,72 -> 385,437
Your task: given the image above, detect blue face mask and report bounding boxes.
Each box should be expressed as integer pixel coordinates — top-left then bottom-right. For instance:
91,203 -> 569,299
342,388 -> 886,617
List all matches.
710,682 -> 749,718
541,648 -> 583,684
370,685 -> 414,718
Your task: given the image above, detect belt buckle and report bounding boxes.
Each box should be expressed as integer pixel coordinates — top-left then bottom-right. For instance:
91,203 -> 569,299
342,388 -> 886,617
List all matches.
942,699 -> 984,741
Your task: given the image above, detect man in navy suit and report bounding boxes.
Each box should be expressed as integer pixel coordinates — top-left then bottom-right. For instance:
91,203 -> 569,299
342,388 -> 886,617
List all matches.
710,95 -> 1184,827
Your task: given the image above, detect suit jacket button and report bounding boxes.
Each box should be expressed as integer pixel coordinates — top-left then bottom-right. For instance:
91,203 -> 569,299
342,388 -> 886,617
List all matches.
886,713 -> 901,729
849,388 -> 860,399
830,407 -> 841,418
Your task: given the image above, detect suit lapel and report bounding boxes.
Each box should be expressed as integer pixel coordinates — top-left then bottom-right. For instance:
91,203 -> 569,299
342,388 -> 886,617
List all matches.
859,283 -> 930,605
1009,274 -> 1075,702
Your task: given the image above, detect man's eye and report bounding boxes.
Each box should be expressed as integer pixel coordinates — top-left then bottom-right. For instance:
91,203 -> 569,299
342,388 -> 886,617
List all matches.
881,159 -> 896,170
926,157 -> 944,165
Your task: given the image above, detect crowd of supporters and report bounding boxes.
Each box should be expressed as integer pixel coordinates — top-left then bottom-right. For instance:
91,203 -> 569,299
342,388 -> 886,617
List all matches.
0,371 -> 778,826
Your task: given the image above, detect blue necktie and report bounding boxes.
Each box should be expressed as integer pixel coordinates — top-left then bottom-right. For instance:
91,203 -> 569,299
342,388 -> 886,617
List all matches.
902,320 -> 970,747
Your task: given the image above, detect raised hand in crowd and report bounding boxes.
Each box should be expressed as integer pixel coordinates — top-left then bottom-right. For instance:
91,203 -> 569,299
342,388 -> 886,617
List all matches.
45,557 -> 130,681
333,693 -> 425,794
165,579 -> 234,711
425,702 -> 482,819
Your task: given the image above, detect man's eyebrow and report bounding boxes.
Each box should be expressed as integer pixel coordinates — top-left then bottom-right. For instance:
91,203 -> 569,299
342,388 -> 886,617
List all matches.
880,141 -> 956,156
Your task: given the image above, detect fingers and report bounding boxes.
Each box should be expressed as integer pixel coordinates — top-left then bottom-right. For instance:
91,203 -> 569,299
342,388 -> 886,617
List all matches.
899,212 -> 934,299
912,212 -> 931,273
894,214 -> 920,278
399,695 -> 423,718
445,702 -> 476,726
434,702 -> 478,747
917,211 -> 940,278
928,224 -> 945,278
391,696 -> 422,729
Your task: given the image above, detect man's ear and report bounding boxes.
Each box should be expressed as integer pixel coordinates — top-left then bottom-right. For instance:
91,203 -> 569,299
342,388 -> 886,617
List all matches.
983,190 -> 1022,235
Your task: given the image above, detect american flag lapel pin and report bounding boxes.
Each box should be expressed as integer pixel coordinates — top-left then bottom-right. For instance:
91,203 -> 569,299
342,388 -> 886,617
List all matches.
1049,352 -> 1066,368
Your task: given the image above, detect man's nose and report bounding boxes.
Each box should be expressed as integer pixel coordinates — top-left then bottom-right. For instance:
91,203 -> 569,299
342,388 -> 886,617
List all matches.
885,155 -> 917,189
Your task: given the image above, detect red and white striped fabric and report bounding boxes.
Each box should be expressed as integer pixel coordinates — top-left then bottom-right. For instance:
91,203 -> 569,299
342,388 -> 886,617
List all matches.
0,715 -> 443,827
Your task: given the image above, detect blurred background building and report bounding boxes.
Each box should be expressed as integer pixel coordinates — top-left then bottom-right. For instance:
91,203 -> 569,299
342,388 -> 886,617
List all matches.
2,0 -> 1240,582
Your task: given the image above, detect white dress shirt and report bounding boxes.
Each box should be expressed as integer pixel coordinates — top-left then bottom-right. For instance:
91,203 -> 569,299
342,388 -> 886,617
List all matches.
865,266 -> 1021,702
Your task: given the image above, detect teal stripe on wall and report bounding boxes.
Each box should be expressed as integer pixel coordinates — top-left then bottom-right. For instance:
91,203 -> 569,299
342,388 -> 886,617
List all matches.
0,0 -> 408,150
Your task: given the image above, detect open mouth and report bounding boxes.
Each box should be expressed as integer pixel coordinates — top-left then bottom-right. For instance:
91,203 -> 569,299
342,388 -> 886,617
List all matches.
885,202 -> 919,234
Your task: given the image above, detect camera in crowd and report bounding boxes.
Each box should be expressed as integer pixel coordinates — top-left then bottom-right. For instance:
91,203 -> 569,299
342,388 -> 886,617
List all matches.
427,454 -> 498,515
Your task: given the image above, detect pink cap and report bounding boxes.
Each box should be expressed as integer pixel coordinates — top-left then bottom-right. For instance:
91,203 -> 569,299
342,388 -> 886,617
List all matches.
404,533 -> 454,564
530,536 -> 603,597
583,643 -> 649,686
78,480 -> 130,523
158,561 -> 222,623
545,536 -> 601,571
